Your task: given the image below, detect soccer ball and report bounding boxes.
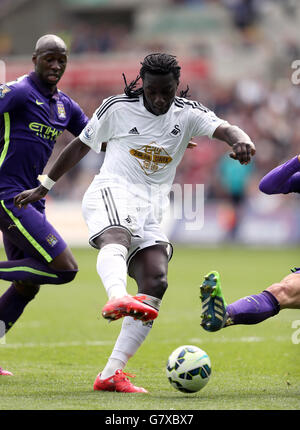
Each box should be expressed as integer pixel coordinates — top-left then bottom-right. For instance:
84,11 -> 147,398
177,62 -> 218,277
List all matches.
166,345 -> 211,393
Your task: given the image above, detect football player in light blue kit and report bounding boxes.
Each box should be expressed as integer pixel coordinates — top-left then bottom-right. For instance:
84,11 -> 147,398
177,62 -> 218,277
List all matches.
0,35 -> 88,375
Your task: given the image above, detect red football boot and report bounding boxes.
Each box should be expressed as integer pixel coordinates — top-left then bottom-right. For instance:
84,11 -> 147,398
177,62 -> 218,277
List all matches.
101,295 -> 158,322
93,370 -> 148,393
0,367 -> 13,376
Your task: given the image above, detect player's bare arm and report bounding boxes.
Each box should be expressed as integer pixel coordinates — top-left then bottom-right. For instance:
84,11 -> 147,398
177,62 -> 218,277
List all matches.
14,137 -> 90,208
213,122 -> 256,165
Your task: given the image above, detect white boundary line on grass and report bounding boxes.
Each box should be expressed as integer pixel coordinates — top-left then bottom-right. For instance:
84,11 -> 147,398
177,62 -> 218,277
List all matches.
1,335 -> 290,349
1,340 -> 114,349
189,336 -> 289,343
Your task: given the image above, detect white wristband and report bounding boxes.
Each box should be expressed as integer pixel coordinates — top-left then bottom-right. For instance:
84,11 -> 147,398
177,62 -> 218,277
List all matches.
41,175 -> 56,191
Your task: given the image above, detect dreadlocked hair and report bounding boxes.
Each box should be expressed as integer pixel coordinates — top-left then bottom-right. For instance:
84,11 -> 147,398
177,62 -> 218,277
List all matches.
179,85 -> 190,99
123,73 -> 143,98
123,53 -> 189,98
140,53 -> 181,80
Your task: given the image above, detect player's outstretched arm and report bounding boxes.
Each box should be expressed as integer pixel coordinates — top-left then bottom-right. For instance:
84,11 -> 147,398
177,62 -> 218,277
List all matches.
14,137 -> 90,208
213,123 -> 256,165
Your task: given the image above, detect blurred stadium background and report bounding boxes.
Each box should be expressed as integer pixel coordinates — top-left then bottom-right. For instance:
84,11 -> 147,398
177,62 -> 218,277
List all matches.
1,0 -> 300,247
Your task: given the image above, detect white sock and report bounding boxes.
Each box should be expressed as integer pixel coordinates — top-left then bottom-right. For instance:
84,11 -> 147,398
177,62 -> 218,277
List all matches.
97,243 -> 128,300
100,317 -> 152,379
100,358 -> 126,380
100,295 -> 161,380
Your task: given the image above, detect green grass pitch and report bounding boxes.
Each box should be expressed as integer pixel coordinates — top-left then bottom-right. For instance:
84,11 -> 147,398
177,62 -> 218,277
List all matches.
0,245 -> 299,410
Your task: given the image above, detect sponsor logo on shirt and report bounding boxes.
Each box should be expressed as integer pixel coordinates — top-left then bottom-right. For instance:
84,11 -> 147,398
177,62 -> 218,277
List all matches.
129,143 -> 172,175
56,101 -> 66,119
0,84 -> 11,99
29,122 -> 63,141
35,99 -> 44,105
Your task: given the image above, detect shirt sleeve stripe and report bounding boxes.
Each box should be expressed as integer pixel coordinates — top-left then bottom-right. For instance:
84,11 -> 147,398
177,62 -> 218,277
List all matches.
0,112 -> 10,168
96,96 -> 139,120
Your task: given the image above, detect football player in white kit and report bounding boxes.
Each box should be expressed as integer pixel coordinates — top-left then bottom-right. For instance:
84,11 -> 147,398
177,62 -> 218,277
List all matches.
15,53 -> 256,393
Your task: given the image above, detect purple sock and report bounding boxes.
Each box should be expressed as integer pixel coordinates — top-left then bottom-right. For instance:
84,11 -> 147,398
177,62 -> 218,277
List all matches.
226,290 -> 280,325
0,284 -> 34,333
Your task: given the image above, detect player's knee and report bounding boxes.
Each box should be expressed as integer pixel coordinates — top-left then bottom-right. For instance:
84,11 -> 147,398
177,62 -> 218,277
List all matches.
151,273 -> 168,298
63,260 -> 78,271
158,273 -> 168,292
57,268 -> 78,284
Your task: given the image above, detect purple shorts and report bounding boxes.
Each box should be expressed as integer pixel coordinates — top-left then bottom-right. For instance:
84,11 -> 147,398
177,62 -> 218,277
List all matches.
0,199 -> 67,263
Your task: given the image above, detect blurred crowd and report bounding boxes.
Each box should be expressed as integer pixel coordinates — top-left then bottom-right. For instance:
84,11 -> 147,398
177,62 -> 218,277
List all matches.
1,0 -> 299,241
1,0 -> 298,57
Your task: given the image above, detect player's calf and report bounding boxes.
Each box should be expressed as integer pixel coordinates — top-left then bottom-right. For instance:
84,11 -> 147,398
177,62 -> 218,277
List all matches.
14,281 -> 40,299
0,282 -> 40,334
266,272 -> 300,309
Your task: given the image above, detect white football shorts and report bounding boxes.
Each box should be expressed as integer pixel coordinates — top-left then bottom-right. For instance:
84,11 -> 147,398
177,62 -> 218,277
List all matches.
82,179 -> 173,266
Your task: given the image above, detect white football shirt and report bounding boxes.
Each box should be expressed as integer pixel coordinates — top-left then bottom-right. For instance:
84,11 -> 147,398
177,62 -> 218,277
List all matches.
80,94 -> 225,202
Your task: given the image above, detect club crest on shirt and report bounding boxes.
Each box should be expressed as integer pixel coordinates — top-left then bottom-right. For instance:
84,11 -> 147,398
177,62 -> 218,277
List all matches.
170,124 -> 181,136
46,233 -> 58,247
0,84 -> 11,99
56,101 -> 66,119
129,143 -> 172,175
